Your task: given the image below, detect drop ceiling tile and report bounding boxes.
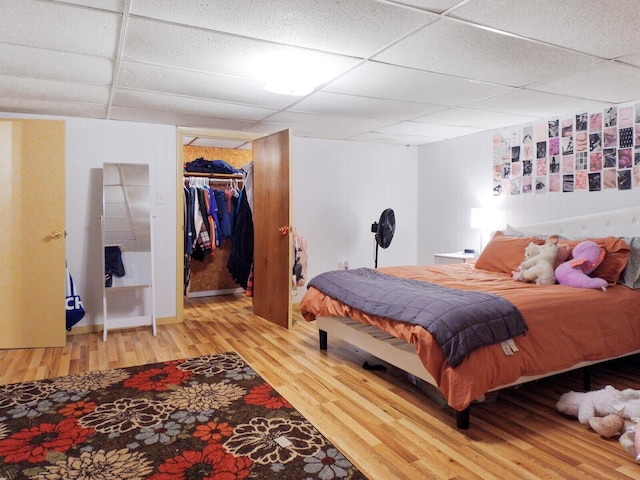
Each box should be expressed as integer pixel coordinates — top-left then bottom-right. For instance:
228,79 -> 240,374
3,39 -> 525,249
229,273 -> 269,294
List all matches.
0,44 -> 113,85
117,61 -> 297,109
374,17 -> 600,86
55,0 -> 125,12
0,0 -> 120,57
375,121 -> 481,139
0,76 -> 110,104
324,61 -> 513,105
415,107 -> 539,129
291,91 -> 443,120
389,0 -> 467,14
109,105 -> 258,130
351,130 -> 440,144
261,110 -> 394,135
238,123 -> 295,137
113,90 -> 276,121
123,18 -> 359,82
0,98 -> 107,119
530,61 -> 640,104
450,0 -> 640,59
618,53 -> 640,67
466,89 -> 609,118
130,0 -> 436,57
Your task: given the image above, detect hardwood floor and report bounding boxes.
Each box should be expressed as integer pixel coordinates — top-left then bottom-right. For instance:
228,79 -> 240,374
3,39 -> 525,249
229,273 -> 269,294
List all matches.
1,294 -> 639,479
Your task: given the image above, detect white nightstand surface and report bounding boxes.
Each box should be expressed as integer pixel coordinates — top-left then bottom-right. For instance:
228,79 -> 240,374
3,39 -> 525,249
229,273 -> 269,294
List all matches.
433,252 -> 479,264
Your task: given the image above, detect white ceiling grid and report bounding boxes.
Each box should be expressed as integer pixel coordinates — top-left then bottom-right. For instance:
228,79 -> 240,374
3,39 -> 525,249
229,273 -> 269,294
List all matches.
1,0 -> 639,146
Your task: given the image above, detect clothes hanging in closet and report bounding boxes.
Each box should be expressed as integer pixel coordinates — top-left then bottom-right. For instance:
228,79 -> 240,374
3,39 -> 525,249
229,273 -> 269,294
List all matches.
183,176 -> 249,294
226,187 -> 253,290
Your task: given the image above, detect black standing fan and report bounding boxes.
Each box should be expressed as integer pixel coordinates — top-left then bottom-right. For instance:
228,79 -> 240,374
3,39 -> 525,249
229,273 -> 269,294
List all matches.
371,208 -> 395,268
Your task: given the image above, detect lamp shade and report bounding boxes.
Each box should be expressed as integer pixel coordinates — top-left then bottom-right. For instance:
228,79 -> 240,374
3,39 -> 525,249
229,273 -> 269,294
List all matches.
470,207 -> 488,230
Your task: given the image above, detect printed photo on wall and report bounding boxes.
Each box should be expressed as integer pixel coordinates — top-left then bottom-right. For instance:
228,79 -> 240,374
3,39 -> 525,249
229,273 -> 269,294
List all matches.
589,112 -> 602,132
619,148 -> 632,169
535,177 -> 546,193
619,106 -> 634,128
563,174 -> 574,192
618,169 -> 632,190
576,113 -> 588,131
603,169 -> 617,189
575,171 -> 588,190
604,107 -> 617,127
562,155 -> 574,174
575,131 -> 588,152
604,127 -> 617,148
590,152 -> 602,171
604,148 -> 617,168
548,119 -> 559,138
620,127 -> 633,148
589,172 -> 601,192
511,162 -> 522,177
562,136 -> 574,155
511,146 -> 521,161
549,174 -> 561,192
511,177 -> 522,195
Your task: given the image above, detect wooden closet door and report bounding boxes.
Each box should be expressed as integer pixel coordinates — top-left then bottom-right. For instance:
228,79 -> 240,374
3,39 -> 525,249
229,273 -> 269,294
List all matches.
0,119 -> 67,348
252,129 -> 292,328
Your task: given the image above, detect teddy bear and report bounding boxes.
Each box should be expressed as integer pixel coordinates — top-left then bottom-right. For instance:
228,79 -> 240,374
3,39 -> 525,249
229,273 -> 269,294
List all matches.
512,236 -> 559,285
557,385 -> 640,461
554,240 -> 608,291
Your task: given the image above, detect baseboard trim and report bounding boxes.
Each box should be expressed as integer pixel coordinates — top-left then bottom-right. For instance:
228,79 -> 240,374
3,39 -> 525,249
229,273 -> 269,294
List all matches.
66,316 -> 180,335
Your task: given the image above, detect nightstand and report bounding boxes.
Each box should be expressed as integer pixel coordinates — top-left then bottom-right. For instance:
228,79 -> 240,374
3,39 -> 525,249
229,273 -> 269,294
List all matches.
433,252 -> 478,265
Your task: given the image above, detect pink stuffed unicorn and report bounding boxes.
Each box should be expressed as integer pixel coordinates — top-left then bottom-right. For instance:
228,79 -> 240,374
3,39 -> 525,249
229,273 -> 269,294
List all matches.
554,240 -> 608,291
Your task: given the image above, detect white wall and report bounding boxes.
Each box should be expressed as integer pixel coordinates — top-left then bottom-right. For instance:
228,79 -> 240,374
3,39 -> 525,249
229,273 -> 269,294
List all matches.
65,118 -> 177,328
417,130 -> 640,265
2,113 -> 420,327
292,137 -> 419,296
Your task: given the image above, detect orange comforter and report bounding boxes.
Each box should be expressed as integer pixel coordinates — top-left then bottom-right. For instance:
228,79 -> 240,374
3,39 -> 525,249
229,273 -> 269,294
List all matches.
300,264 -> 640,411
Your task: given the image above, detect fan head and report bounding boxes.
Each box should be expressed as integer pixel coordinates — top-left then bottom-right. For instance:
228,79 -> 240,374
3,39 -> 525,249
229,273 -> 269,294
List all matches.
374,208 -> 395,248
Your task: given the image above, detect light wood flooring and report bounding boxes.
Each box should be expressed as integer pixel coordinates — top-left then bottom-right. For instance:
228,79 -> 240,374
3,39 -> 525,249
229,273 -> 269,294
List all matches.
1,294 -> 640,479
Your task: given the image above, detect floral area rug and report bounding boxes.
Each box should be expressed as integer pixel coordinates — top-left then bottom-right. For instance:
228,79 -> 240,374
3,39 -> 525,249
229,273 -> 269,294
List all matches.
0,352 -> 367,479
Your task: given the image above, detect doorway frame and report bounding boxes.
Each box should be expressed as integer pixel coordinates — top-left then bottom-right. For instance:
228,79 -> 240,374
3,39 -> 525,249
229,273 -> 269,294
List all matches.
175,127 -> 265,323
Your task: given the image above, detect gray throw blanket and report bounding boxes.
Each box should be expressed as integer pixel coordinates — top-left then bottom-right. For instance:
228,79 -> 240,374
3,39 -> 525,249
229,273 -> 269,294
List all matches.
308,268 -> 527,367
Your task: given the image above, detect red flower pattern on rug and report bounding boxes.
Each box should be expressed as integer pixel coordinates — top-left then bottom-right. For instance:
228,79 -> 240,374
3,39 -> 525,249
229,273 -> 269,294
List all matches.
0,352 -> 367,479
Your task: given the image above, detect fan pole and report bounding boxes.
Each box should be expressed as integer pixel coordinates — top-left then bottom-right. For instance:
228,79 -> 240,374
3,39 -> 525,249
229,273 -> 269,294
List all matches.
374,240 -> 379,269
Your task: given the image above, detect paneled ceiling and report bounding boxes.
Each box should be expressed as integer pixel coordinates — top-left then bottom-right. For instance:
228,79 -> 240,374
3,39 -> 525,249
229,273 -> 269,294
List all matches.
2,0 -> 640,146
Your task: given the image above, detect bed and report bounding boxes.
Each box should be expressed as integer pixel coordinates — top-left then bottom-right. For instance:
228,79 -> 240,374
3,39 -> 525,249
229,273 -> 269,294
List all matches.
299,206 -> 640,429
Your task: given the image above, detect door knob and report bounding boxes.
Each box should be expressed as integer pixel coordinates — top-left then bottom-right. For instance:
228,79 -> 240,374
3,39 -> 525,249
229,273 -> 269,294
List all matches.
278,226 -> 289,236
50,230 -> 63,239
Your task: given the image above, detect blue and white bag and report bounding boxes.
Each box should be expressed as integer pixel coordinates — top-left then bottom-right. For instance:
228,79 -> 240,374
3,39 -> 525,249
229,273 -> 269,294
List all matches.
65,268 -> 85,331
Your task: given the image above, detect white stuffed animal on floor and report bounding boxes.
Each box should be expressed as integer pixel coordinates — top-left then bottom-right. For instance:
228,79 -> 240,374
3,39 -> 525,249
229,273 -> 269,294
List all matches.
557,385 -> 640,462
512,236 -> 559,285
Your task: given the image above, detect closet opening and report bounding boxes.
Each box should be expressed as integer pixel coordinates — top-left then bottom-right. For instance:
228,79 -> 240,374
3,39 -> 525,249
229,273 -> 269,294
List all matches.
176,127 -> 258,322
176,127 -> 294,329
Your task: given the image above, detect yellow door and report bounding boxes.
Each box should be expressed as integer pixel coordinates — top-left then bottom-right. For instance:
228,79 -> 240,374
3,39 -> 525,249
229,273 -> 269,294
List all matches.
0,119 -> 66,348
252,129 -> 292,328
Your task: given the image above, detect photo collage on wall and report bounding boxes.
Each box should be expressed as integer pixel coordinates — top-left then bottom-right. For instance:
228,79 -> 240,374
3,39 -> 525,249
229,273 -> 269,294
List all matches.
492,101 -> 640,196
